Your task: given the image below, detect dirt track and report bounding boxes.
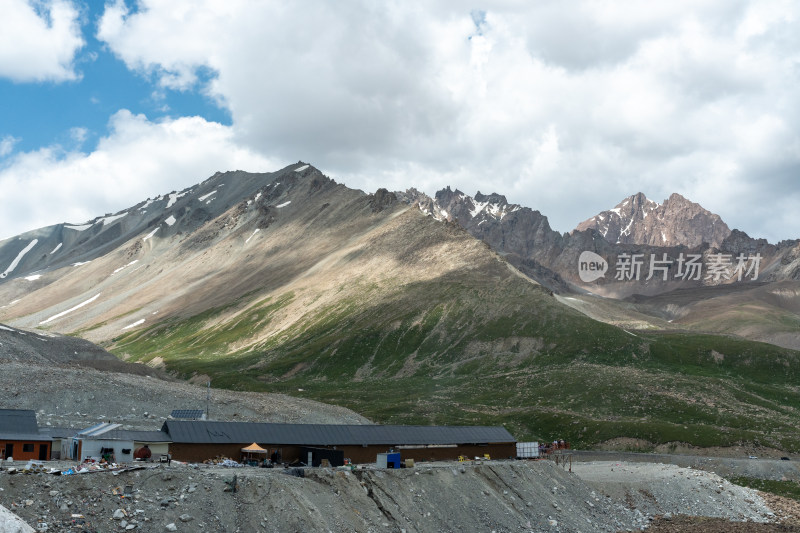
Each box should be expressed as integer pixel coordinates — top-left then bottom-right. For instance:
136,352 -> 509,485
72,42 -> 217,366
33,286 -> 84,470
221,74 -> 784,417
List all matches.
571,450 -> 800,481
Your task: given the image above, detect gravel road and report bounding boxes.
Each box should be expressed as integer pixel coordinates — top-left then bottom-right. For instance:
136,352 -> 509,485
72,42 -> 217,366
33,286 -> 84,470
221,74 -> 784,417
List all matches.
571,451 -> 800,482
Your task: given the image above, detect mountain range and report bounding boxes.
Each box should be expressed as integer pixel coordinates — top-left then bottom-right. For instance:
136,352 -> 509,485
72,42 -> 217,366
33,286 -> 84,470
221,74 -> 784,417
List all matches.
400,187 -> 800,350
1,163 -> 799,450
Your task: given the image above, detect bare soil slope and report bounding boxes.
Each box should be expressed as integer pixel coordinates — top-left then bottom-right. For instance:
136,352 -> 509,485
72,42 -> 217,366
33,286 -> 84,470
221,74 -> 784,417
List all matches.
0,460 -> 779,533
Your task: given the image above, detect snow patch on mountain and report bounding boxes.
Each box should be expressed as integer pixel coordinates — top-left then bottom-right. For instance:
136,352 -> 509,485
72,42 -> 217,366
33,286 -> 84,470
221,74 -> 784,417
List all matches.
198,190 -> 217,202
1,239 -> 38,279
122,319 -> 145,330
113,260 -> 138,275
469,200 -> 489,218
139,196 -> 159,211
166,191 -> 188,208
277,201 -> 291,208
50,243 -> 62,254
295,164 -> 309,172
99,213 -> 127,226
165,215 -> 177,226
40,293 -> 101,325
65,223 -> 92,231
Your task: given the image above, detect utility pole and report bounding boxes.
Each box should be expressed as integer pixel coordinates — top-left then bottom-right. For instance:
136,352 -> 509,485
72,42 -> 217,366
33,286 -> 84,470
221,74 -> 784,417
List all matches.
206,381 -> 210,420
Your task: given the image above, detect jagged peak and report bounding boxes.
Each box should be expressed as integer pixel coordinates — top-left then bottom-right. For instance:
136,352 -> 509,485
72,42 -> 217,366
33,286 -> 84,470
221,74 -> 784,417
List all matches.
666,192 -> 689,203
576,191 -> 731,248
474,191 -> 508,205
612,192 -> 659,213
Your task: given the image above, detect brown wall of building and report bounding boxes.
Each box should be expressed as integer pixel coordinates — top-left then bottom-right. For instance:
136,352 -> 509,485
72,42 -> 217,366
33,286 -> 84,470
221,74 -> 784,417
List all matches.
334,443 -> 516,464
1,440 -> 50,462
169,442 -> 515,465
169,443 -> 297,463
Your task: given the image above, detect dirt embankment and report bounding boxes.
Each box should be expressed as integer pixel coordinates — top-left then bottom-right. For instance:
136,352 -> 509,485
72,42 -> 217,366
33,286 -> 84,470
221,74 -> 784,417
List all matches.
0,459 -> 789,533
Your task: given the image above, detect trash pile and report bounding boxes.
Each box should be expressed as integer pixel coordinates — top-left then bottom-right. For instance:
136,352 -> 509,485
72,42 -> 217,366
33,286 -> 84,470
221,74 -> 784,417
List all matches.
202,456 -> 243,468
3,459 -> 153,476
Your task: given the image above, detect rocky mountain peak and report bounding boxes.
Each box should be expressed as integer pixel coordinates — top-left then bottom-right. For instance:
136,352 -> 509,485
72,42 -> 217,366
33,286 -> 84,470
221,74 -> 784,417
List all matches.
474,191 -> 508,206
575,192 -> 731,249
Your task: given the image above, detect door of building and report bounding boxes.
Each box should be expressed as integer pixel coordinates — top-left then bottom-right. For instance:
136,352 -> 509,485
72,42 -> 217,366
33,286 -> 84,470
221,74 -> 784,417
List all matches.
39,443 -> 49,460
4,443 -> 13,459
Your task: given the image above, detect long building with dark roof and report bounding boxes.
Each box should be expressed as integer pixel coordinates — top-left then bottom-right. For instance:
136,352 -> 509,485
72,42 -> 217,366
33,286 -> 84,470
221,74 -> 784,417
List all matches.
162,420 -> 516,464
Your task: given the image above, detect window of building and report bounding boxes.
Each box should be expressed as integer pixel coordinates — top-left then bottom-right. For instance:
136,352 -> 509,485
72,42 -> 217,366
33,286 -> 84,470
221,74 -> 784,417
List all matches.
23,444 -> 34,453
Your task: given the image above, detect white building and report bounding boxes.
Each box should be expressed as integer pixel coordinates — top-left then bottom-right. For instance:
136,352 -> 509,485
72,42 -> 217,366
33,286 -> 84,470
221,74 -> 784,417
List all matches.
69,423 -> 170,462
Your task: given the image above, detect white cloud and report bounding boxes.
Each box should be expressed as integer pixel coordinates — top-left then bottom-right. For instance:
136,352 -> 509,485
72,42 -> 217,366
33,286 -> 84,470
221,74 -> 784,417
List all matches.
0,0 -> 84,82
0,110 -> 276,240
0,135 -> 19,157
69,126 -> 88,144
0,0 -> 793,244
91,1 -> 800,242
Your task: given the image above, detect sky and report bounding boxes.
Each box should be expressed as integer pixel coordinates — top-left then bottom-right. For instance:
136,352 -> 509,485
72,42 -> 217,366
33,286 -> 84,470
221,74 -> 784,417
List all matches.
1,0 -> 798,243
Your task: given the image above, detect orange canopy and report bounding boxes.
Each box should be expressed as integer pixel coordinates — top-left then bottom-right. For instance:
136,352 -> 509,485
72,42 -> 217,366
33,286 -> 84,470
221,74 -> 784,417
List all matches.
241,442 -> 267,453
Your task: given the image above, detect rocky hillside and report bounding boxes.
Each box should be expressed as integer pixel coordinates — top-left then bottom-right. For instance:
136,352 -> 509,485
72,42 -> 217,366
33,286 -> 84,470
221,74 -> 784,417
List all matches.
2,459 -> 782,533
399,187 -> 800,351
2,164 -> 800,451
575,192 -> 732,248
401,187 -> 800,293
0,323 -> 368,430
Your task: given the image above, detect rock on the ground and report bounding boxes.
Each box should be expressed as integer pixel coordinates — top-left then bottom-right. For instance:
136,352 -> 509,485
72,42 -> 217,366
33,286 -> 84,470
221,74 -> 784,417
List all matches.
0,503 -> 36,533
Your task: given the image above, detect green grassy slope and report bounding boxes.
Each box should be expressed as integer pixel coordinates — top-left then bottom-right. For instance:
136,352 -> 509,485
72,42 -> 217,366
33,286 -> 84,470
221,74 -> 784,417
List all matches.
8,166 -> 796,451
110,264 -> 800,451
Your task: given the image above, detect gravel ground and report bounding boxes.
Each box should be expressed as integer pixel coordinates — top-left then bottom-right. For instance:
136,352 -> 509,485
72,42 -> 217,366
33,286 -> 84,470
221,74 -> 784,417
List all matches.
573,460 -> 775,523
571,451 -> 800,482
643,515 -> 800,532
1,324 -> 369,430
0,460 -> 652,533
2,458 -> 791,533
0,362 -> 368,430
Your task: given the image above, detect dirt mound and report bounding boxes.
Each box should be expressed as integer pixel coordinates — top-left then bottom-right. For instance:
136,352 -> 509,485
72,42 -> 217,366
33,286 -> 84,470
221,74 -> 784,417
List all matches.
573,461 -> 775,522
2,459 -> 792,532
0,461 -> 646,533
0,361 -> 368,430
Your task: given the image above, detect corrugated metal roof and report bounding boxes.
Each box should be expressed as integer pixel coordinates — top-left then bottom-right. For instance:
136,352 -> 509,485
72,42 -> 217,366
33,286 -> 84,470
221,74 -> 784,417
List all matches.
79,422 -> 122,437
68,429 -> 171,443
102,430 -> 171,443
0,432 -> 51,442
162,421 -> 515,446
36,427 -> 170,442
0,409 -> 39,435
39,427 -> 79,439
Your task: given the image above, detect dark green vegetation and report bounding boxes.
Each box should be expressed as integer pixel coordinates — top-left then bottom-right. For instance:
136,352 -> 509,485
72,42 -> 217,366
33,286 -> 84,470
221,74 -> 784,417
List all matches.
110,270 -> 800,451
728,476 -> 800,502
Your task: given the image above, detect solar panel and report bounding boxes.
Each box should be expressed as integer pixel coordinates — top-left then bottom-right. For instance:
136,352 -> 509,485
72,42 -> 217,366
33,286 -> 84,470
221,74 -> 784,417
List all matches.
170,409 -> 205,420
